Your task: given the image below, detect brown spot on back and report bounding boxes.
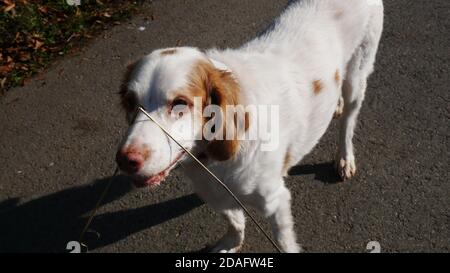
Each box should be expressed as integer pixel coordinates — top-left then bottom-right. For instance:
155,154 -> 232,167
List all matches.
335,11 -> 344,19
334,70 -> 341,86
312,79 -> 323,94
160,48 -> 177,56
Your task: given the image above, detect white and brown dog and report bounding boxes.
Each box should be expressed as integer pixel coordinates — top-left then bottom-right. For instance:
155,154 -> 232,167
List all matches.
116,0 -> 384,252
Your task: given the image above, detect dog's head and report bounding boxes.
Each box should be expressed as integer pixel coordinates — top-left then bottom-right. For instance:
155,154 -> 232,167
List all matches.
116,47 -> 249,188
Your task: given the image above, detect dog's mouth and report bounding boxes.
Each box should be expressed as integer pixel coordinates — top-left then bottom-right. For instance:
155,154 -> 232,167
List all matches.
132,152 -> 185,188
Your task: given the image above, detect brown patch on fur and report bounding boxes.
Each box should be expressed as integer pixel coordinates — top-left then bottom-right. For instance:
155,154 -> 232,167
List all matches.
335,11 -> 344,19
160,48 -> 177,56
312,79 -> 324,94
282,150 -> 291,176
176,61 -> 213,109
185,60 -> 249,161
334,70 -> 341,86
141,144 -> 151,160
245,112 -> 250,131
237,111 -> 250,132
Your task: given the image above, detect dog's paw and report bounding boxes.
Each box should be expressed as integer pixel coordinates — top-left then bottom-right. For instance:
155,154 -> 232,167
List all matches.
280,243 -> 302,253
209,243 -> 242,253
335,156 -> 356,180
333,96 -> 344,119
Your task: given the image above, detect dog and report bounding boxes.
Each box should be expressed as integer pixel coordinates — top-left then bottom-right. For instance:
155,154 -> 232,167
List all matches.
116,0 -> 384,252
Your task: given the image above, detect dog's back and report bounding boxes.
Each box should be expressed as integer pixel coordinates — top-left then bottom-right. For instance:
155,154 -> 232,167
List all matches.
206,0 -> 384,173
244,0 -> 383,64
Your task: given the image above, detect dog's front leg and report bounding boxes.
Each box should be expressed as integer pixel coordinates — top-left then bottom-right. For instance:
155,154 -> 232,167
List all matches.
261,183 -> 301,253
209,208 -> 245,253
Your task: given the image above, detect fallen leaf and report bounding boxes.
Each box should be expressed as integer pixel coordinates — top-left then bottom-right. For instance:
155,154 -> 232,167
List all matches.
66,33 -> 76,42
19,52 -> 30,61
0,64 -> 14,73
4,2 -> 15,12
6,47 -> 18,54
32,33 -> 43,39
38,6 -> 48,13
34,39 -> 44,50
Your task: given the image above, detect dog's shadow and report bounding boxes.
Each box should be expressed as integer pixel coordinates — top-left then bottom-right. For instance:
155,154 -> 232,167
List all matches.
0,161 -> 338,253
0,175 -> 203,253
288,161 -> 341,184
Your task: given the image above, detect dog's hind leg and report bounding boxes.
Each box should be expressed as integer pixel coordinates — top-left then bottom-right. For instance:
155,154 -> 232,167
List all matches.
336,8 -> 383,180
209,208 -> 245,253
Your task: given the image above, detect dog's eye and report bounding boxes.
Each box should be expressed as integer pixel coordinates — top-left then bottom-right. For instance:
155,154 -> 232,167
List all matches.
171,97 -> 190,118
173,98 -> 188,107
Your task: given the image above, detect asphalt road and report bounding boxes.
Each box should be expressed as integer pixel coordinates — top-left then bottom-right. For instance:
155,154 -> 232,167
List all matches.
0,0 -> 448,253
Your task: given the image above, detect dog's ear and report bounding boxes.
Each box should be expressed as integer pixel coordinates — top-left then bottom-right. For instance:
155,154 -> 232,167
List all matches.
204,68 -> 249,161
119,61 -> 140,122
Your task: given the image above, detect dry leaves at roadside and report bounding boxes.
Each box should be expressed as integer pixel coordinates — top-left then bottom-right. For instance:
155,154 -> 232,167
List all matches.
0,0 -> 145,93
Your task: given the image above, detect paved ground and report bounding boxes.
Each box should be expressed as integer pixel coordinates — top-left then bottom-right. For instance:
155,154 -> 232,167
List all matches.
0,0 -> 448,253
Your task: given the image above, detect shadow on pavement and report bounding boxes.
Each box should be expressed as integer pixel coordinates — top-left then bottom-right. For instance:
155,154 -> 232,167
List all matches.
288,161 -> 341,184
0,175 -> 203,252
0,161 -> 335,252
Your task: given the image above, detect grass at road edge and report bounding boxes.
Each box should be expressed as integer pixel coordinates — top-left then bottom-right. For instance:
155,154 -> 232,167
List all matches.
0,0 -> 147,93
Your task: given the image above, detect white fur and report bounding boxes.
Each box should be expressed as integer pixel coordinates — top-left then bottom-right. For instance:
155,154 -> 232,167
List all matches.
118,0 -> 384,252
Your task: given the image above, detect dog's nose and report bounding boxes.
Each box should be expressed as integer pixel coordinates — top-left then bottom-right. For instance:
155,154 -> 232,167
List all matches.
116,149 -> 144,174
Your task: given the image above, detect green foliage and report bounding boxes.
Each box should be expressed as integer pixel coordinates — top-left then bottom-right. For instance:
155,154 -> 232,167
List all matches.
0,0 -> 144,92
